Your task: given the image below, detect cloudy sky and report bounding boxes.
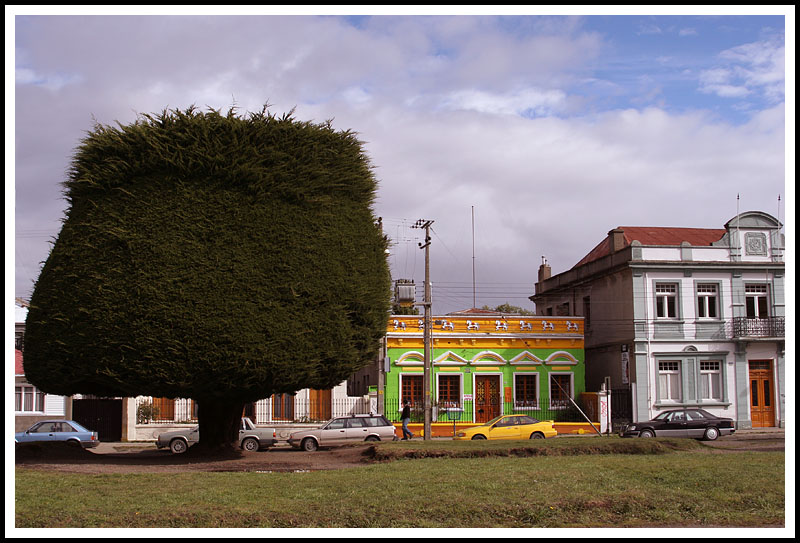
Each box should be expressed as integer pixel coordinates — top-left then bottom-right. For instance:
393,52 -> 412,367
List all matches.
9,7 -> 793,315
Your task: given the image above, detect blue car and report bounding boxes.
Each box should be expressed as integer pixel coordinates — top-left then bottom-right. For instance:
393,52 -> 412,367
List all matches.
15,420 -> 99,448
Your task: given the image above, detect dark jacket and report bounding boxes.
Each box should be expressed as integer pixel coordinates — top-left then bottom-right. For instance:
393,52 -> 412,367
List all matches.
401,405 -> 411,420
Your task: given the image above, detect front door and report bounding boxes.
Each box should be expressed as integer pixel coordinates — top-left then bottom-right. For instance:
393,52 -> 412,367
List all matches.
320,418 -> 348,446
474,375 -> 501,423
749,360 -> 775,428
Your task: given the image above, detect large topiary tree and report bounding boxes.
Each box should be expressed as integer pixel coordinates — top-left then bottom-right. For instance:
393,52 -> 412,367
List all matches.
23,106 -> 391,451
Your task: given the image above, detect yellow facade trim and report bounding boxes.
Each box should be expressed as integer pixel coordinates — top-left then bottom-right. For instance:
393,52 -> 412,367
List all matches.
388,315 -> 583,336
387,338 -> 583,350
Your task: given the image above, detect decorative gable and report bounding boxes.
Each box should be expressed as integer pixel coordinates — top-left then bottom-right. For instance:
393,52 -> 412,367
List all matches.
509,351 -> 544,365
433,351 -> 468,366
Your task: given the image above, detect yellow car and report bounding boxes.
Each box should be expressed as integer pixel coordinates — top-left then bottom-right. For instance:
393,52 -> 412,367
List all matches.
454,415 -> 557,440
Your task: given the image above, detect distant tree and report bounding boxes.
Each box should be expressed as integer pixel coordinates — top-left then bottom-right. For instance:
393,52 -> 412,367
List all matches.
391,304 -> 420,315
23,106 -> 391,452
481,303 -> 536,316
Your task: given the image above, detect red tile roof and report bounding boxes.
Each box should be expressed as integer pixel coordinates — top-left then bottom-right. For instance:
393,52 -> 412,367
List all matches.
446,307 -> 505,316
574,226 -> 727,268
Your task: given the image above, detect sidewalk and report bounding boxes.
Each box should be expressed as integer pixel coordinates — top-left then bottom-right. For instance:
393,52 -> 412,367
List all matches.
94,426 -> 785,451
92,442 -> 158,453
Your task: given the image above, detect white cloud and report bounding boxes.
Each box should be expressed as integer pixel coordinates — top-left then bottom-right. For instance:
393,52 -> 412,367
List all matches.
440,88 -> 567,117
698,38 -> 785,102
15,66 -> 82,91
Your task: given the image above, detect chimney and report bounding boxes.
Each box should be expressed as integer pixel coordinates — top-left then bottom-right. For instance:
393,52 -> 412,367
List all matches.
608,228 -> 626,253
538,256 -> 551,282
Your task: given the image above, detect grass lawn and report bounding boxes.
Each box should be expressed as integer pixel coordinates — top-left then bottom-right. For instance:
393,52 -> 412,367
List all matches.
14,441 -> 785,528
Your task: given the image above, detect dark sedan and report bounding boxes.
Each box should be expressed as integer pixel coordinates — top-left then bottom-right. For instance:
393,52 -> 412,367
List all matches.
619,408 -> 735,440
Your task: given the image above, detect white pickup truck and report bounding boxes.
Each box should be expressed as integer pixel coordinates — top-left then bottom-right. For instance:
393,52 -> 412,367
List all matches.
155,417 -> 277,454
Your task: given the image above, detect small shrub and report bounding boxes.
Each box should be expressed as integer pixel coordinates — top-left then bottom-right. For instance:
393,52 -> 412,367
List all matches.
136,401 -> 160,424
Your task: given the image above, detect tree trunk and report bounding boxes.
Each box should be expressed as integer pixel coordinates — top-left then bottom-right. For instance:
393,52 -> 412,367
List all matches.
195,398 -> 245,453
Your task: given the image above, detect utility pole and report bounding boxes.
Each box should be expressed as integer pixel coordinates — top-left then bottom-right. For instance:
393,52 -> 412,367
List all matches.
413,219 -> 434,440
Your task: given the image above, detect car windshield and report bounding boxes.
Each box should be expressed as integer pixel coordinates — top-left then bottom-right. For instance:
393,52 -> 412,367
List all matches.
653,412 -> 674,421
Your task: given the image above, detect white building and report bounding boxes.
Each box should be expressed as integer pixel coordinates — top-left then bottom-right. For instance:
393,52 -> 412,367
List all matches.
14,299 -> 71,431
531,211 -> 786,429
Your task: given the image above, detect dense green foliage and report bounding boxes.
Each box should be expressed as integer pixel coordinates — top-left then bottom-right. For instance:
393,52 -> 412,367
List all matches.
24,106 -> 391,406
481,303 -> 535,315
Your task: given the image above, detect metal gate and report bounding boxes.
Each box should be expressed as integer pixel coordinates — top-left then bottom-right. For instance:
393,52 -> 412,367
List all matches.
72,398 -> 123,442
610,387 -> 632,431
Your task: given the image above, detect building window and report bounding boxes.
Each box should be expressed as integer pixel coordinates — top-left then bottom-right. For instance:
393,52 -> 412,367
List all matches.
514,374 -> 539,407
696,284 -> 719,319
549,374 -> 572,409
582,296 -> 591,328
152,397 -> 176,421
655,283 -> 678,318
658,361 -> 681,402
15,385 -> 45,413
401,374 -> 423,407
437,374 -> 461,408
745,284 -> 769,318
700,361 -> 722,401
272,393 -> 295,421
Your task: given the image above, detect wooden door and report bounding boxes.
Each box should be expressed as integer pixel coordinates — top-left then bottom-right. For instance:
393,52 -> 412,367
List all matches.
309,388 -> 332,421
475,375 -> 501,423
749,360 -> 775,427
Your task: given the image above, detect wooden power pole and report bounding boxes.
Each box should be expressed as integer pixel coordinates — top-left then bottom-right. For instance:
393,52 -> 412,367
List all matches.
413,219 -> 434,440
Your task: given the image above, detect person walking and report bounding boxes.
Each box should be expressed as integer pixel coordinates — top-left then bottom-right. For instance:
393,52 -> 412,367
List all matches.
401,400 -> 414,440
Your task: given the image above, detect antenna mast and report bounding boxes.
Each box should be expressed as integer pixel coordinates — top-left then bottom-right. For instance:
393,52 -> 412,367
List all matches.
472,206 -> 476,309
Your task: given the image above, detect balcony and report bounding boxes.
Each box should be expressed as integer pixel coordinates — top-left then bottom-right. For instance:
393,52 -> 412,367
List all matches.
732,316 -> 785,339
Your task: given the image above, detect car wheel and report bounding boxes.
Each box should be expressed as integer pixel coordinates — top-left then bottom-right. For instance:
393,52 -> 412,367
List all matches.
529,432 -> 545,439
302,438 -> 318,452
241,437 -> 259,452
639,429 -> 654,438
170,439 -> 188,454
65,439 -> 82,448
703,427 -> 720,441
471,434 -> 487,440
364,436 -> 379,442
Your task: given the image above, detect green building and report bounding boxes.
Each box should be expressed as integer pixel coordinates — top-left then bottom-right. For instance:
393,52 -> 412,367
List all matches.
384,310 -> 589,436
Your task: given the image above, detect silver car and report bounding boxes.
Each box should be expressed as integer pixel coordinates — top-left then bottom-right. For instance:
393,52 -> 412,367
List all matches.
288,414 -> 397,452
156,417 -> 276,454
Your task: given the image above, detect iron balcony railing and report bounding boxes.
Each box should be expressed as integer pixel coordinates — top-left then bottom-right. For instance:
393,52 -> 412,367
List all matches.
732,316 -> 785,338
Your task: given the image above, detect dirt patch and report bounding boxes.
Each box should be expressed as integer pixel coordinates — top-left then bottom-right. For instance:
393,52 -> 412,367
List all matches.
15,434 -> 783,474
699,434 -> 786,453
15,443 -> 376,474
